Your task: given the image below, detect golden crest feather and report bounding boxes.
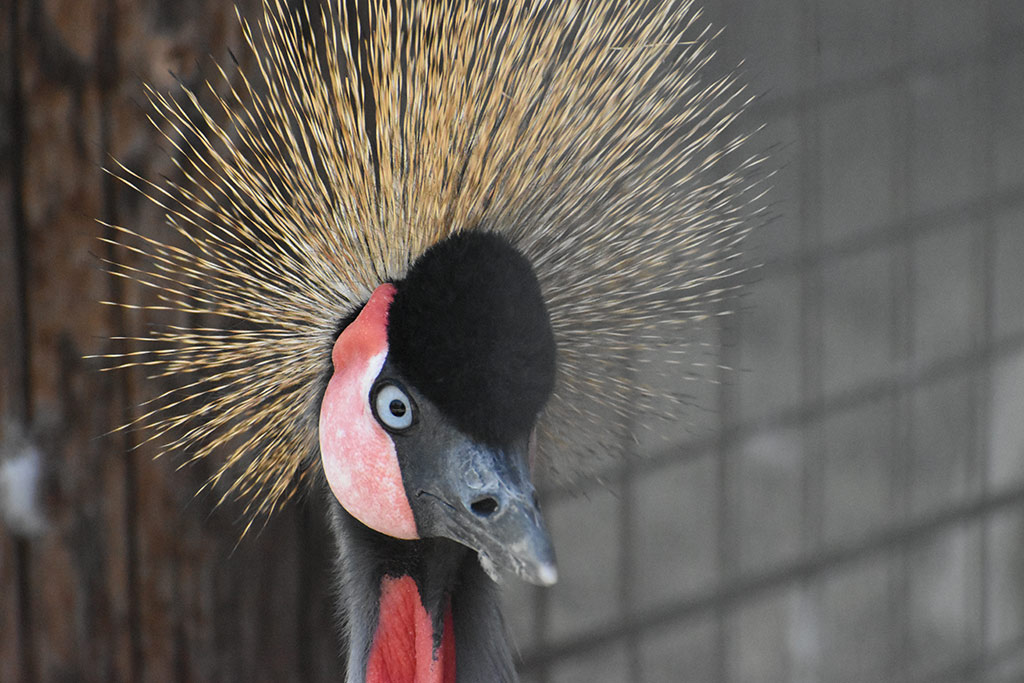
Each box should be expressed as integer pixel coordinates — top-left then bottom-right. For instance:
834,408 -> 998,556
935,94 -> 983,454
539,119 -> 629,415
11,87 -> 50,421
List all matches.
101,0 -> 766,520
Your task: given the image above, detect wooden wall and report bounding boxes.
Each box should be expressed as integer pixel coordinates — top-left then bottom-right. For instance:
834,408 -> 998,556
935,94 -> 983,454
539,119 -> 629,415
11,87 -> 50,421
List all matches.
0,0 -> 342,679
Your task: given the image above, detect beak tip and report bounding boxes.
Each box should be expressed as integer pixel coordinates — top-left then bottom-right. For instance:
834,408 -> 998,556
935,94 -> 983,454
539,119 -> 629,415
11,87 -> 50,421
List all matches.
536,562 -> 558,587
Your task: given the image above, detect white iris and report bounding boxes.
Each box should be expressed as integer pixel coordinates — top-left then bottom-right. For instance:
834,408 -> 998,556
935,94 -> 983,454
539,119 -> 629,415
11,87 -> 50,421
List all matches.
374,383 -> 414,430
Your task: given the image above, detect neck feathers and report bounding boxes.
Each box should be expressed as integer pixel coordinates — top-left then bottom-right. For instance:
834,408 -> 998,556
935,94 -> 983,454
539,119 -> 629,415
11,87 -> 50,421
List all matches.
329,500 -> 517,683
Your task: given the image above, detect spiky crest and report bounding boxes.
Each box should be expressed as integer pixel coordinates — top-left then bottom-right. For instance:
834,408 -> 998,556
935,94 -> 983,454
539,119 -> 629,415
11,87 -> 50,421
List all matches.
99,0 -> 767,521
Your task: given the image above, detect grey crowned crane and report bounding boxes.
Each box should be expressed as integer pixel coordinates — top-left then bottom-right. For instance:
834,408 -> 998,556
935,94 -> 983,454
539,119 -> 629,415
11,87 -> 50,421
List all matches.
103,0 -> 765,680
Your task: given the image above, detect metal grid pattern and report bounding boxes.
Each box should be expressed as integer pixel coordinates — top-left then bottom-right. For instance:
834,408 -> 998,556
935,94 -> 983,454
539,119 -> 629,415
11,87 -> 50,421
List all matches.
506,1 -> 1024,680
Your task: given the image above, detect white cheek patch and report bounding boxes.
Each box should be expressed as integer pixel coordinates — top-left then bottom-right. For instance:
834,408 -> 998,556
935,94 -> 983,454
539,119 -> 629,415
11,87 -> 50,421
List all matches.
320,350 -> 418,540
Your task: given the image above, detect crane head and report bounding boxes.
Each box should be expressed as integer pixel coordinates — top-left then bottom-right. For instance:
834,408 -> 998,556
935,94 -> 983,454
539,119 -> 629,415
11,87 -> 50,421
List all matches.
319,231 -> 558,586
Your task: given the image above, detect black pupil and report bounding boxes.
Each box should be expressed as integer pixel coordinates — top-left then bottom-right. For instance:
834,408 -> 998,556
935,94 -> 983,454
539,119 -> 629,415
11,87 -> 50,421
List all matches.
389,399 -> 407,417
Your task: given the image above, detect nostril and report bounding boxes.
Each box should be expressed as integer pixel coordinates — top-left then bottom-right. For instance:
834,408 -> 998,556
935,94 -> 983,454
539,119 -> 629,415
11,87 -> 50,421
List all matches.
470,496 -> 500,518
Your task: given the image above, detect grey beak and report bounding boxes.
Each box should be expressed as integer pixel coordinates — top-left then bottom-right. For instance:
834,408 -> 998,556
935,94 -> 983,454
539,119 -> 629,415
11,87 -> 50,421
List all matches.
406,434 -> 557,586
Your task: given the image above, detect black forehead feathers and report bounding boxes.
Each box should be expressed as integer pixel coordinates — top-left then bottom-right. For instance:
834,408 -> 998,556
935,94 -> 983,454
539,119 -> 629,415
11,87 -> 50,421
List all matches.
387,231 -> 556,446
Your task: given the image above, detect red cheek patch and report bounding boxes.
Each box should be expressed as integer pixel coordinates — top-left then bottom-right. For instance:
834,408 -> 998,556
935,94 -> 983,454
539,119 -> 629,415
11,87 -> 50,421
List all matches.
319,284 -> 418,540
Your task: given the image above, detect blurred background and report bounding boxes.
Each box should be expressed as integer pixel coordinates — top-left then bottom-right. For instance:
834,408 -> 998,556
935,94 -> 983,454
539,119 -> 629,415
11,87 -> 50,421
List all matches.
2,0 -> 1024,681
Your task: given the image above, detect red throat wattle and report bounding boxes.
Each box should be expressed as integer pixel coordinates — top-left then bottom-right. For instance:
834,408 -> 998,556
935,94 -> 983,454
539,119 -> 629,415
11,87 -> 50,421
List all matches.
319,283 -> 418,539
366,576 -> 456,683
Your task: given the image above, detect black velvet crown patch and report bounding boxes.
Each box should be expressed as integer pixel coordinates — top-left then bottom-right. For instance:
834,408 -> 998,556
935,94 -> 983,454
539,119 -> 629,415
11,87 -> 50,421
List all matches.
387,231 -> 557,447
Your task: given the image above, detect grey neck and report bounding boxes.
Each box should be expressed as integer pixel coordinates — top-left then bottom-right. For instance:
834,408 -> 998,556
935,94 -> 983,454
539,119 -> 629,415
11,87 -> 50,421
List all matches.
326,497 -> 518,683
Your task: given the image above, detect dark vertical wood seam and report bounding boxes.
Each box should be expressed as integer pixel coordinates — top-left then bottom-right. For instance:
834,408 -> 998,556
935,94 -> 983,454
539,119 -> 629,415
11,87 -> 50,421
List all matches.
9,0 -> 31,421
8,0 -> 37,680
94,0 -> 142,677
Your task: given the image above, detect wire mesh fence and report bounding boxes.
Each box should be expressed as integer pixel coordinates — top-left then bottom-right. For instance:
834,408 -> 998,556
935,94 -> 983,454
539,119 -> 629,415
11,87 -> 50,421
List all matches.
504,1 -> 1024,681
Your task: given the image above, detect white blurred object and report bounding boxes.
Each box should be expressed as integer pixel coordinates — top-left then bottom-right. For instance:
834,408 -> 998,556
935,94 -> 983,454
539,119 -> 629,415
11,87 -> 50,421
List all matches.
0,423 -> 46,537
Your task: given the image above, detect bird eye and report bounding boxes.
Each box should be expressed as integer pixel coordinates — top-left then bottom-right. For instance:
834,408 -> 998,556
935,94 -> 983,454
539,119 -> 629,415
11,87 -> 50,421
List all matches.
373,383 -> 415,431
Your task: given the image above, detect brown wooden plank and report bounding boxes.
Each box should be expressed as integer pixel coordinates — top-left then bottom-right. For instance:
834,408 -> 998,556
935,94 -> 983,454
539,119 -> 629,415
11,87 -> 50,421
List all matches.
105,0 -> 277,676
105,0 -> 343,679
15,0 -> 132,679
1,0 -> 30,677
4,0 -> 348,678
